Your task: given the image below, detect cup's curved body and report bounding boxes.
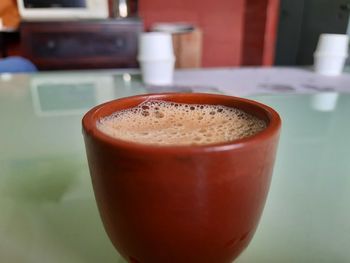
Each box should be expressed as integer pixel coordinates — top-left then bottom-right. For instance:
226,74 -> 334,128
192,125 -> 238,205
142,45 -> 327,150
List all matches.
82,93 -> 281,263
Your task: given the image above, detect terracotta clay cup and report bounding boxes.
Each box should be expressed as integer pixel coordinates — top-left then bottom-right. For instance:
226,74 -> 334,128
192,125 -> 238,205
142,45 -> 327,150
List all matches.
82,93 -> 281,263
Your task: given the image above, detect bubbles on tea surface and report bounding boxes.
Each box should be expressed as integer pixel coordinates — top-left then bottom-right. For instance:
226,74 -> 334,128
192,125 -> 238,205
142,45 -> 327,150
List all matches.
97,100 -> 267,146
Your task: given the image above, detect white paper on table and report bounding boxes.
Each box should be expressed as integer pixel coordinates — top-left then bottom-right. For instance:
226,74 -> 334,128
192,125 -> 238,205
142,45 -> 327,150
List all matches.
174,67 -> 350,96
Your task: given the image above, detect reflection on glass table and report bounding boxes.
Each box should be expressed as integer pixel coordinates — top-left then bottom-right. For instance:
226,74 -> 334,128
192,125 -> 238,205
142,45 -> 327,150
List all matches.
0,71 -> 349,262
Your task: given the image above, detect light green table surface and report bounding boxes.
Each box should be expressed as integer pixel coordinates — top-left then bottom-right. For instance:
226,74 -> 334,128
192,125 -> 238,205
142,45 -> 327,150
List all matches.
0,71 -> 349,263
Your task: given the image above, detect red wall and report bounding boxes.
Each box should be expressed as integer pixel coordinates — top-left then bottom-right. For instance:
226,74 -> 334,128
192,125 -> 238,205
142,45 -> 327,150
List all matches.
242,0 -> 279,65
139,0 -> 245,67
139,0 -> 279,67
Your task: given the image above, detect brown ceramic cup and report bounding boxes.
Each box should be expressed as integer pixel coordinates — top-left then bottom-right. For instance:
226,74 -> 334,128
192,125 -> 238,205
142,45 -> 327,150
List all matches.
82,93 -> 281,263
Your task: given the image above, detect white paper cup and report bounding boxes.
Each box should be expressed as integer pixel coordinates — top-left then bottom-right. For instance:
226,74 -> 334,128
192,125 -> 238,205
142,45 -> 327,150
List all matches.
138,32 -> 175,61
138,32 -> 175,85
313,53 -> 347,76
139,58 -> 175,85
315,34 -> 349,55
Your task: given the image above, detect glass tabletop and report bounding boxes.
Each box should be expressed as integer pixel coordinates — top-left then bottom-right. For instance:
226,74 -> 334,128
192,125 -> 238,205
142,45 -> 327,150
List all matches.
0,72 -> 349,262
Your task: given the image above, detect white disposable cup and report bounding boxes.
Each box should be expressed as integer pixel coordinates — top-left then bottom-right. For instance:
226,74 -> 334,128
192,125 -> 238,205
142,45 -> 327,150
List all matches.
313,53 -> 347,76
139,58 -> 175,85
315,34 -> 349,55
138,32 -> 175,60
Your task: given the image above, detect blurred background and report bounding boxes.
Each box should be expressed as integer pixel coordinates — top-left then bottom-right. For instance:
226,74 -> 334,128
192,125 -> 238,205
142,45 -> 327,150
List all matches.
0,0 -> 349,70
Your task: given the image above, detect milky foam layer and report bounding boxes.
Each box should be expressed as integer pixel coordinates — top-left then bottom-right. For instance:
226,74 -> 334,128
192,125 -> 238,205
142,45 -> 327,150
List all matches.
97,100 -> 267,146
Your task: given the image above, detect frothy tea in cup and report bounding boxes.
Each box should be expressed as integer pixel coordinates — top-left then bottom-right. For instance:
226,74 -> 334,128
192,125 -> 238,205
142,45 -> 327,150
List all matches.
97,100 -> 267,146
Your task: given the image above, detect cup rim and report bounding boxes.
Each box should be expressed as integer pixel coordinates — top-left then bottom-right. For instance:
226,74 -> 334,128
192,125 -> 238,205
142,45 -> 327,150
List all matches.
151,22 -> 195,33
82,93 -> 281,154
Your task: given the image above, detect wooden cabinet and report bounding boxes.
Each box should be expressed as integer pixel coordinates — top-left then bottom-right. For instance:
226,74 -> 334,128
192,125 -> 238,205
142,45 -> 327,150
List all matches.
20,19 -> 143,70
